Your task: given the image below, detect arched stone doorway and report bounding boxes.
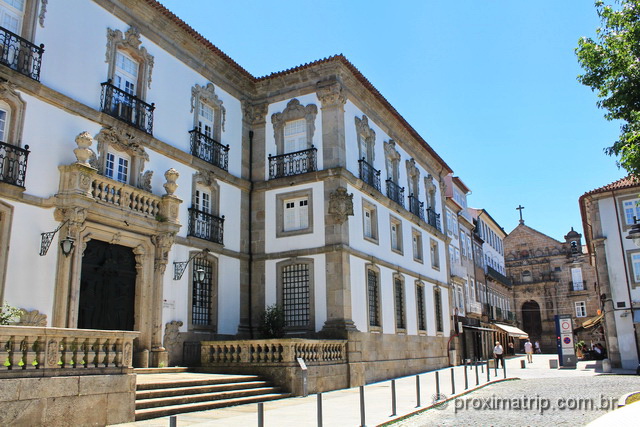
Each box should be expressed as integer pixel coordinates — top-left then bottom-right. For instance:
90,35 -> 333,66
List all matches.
522,300 -> 542,343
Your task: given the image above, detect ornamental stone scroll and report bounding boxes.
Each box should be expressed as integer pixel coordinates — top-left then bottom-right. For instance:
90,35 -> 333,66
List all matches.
105,27 -> 154,98
355,115 -> 375,163
191,83 -> 226,139
271,99 -> 318,155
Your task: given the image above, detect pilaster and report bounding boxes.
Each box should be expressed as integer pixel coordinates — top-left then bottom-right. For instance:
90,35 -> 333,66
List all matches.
316,80 -> 346,170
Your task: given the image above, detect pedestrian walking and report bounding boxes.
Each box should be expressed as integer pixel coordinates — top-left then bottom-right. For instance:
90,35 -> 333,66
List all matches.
493,341 -> 505,368
534,340 -> 541,354
524,339 -> 533,363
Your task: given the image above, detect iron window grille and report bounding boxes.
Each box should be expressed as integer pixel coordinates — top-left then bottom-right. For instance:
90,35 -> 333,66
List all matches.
394,278 -> 405,329
100,80 -> 155,134
434,288 -> 443,332
187,207 -> 224,245
368,269 -> 380,327
189,129 -> 229,171
386,179 -> 404,208
408,194 -> 425,221
0,26 -> 44,80
359,158 -> 381,192
416,286 -> 426,331
282,264 -> 310,328
192,256 -> 213,326
0,141 -> 29,187
268,146 -> 317,179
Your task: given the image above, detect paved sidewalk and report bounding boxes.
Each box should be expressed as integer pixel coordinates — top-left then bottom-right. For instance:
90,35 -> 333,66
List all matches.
114,354 -> 632,427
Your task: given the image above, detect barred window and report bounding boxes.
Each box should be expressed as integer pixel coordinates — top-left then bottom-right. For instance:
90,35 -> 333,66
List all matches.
368,268 -> 380,327
282,263 -> 310,327
434,287 -> 443,332
394,277 -> 405,329
192,256 -> 213,326
416,283 -> 426,331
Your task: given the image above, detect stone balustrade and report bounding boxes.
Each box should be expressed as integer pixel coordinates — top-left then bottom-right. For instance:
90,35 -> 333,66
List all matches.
91,173 -> 161,217
201,339 -> 347,366
0,326 -> 138,377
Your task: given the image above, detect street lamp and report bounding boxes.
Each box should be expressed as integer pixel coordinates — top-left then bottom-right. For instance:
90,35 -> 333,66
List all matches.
626,216 -> 640,247
59,236 -> 75,257
195,267 -> 206,283
173,248 -> 210,280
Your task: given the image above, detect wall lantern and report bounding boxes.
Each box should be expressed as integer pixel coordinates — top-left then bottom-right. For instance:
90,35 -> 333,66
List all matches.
173,248 -> 210,280
40,219 -> 75,256
626,216 -> 640,248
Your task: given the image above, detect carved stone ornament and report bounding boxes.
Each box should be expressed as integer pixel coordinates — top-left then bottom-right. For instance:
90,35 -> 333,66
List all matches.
191,83 -> 226,132
16,309 -> 47,326
73,131 -> 96,166
355,115 -> 376,162
94,126 -> 150,189
106,27 -> 154,92
384,140 -> 401,162
163,320 -> 183,352
0,81 -> 26,144
424,174 -> 436,195
328,187 -> 354,224
242,101 -> 268,125
55,207 -> 87,236
39,0 -> 48,27
163,168 -> 179,195
406,158 -> 420,197
123,341 -> 133,367
271,99 -> 318,154
153,232 -> 176,274
139,170 -> 153,193
316,81 -> 346,107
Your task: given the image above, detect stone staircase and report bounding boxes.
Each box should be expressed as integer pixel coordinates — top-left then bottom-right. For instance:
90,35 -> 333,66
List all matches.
134,368 -> 290,421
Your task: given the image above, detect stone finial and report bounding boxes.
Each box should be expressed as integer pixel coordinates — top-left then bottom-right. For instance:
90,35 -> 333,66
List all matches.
74,131 -> 95,165
328,187 -> 354,224
163,168 -> 179,195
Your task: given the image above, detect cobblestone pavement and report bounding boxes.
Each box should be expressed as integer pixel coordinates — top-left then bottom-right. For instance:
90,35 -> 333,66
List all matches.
394,375 -> 640,426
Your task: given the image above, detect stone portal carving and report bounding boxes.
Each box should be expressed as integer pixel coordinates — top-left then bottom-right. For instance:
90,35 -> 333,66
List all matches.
328,187 -> 354,225
163,320 -> 183,352
16,309 -> 47,326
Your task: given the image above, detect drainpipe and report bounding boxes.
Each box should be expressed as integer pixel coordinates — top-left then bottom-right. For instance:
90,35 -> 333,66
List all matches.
248,130 -> 254,338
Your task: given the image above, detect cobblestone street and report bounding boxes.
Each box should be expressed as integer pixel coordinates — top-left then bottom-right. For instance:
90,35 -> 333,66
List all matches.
395,375 -> 640,426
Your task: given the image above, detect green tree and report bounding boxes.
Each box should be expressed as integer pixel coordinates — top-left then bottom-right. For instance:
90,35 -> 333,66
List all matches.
576,0 -> 640,177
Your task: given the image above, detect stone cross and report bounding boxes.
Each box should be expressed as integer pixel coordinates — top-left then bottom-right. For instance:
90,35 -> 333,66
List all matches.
516,205 -> 525,225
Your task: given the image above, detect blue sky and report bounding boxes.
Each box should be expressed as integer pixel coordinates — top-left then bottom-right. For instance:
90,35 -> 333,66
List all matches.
160,0 -> 623,241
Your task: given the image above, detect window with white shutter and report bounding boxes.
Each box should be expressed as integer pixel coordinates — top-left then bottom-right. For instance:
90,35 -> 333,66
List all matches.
284,119 -> 307,153
283,196 -> 308,232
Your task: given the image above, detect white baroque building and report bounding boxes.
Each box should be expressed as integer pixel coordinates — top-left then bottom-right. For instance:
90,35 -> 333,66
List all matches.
0,0 -> 455,383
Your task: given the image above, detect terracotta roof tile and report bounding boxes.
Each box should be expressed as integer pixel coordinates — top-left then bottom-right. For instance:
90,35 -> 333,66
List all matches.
581,176 -> 640,198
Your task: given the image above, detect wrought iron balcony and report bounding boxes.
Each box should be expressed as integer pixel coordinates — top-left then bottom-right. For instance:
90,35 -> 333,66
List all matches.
100,81 -> 155,134
385,179 -> 404,207
189,129 -> 229,171
268,146 -> 317,179
0,141 -> 29,187
408,194 -> 425,221
0,26 -> 44,80
188,207 -> 224,245
358,158 -> 381,192
426,207 -> 442,232
487,265 -> 512,287
570,280 -> 587,291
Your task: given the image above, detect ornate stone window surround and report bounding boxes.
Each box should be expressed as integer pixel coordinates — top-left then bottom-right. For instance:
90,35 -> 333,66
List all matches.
355,115 -> 375,164
276,257 -> 316,333
362,198 -> 378,244
430,238 -> 440,270
384,139 -> 401,183
424,174 -> 437,211
365,263 -> 382,333
393,273 -> 406,333
105,26 -> 154,100
271,99 -> 318,155
192,171 -> 221,217
617,194 -> 640,231
188,249 -> 219,332
191,82 -> 226,143
275,188 -> 314,238
412,228 -> 423,263
0,82 -> 26,146
389,215 -> 403,255
405,158 -> 420,198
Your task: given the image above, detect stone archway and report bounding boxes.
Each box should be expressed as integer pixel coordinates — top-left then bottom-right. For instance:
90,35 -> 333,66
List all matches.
522,300 -> 542,343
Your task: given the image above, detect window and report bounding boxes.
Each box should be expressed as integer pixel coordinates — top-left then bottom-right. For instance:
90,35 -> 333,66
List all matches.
198,102 -> 214,138
416,282 -> 426,331
430,239 -> 440,269
188,172 -> 223,244
384,140 -> 401,183
355,115 -> 375,164
631,253 -> 640,283
106,27 -> 154,100
277,259 -> 315,332
623,199 -> 640,225
470,279 -> 476,302
276,189 -> 313,237
575,301 -> 586,318
571,267 -> 584,291
190,253 -> 217,330
394,276 -> 405,330
460,231 -> 467,258
104,151 -> 130,184
272,99 -> 318,155
412,229 -> 423,262
0,0 -> 24,35
0,107 -> 6,142
434,287 -> 443,333
367,266 -> 381,329
190,83 -> 227,169
390,216 -> 402,253
284,119 -> 307,153
446,211 -> 453,236
362,200 -> 378,242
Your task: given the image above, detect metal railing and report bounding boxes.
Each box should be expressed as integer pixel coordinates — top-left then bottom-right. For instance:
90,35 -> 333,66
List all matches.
358,158 -> 381,192
269,146 -> 317,179
486,266 -> 512,286
189,129 -> 229,171
426,208 -> 441,232
570,280 -> 587,291
466,301 -> 483,315
408,194 -> 425,221
385,179 -> 404,207
0,141 -> 29,187
0,26 -> 44,80
188,207 -> 224,244
100,81 -> 155,134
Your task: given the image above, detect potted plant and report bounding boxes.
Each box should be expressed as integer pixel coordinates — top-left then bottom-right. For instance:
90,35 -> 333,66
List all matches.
575,340 -> 586,359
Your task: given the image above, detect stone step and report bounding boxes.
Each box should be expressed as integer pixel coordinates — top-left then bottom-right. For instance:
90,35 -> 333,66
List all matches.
136,386 -> 282,409
137,375 -> 262,391
136,380 -> 271,400
135,393 -> 290,421
134,367 -> 190,374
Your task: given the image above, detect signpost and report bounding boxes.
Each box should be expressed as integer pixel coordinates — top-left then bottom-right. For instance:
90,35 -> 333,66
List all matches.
555,315 -> 576,368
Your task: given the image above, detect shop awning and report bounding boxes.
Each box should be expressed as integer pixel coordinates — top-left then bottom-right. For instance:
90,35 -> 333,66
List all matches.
580,313 -> 604,330
493,323 -> 529,338
463,325 -> 495,332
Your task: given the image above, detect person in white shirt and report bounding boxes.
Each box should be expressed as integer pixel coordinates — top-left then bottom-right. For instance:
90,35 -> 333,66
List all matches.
493,341 -> 504,368
524,340 -> 533,363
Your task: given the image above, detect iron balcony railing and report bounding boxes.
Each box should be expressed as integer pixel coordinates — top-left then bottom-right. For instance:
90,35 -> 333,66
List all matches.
268,146 -> 317,179
358,158 -> 381,192
189,129 -> 229,171
408,194 -> 425,221
0,26 -> 44,80
188,207 -> 224,245
100,80 -> 155,134
487,265 -> 512,287
570,280 -> 587,291
385,179 -> 404,208
0,141 -> 29,187
426,207 -> 442,232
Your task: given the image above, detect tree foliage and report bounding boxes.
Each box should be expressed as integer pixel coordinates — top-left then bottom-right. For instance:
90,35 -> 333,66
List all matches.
258,304 -> 285,338
576,0 -> 640,177
0,302 -> 21,325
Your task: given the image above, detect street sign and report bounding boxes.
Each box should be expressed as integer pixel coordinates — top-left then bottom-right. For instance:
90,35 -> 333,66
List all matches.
563,336 -> 571,345
555,315 -> 576,368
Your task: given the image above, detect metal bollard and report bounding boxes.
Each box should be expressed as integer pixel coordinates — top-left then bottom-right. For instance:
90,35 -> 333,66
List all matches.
475,360 -> 479,386
486,359 -> 490,382
504,361 -> 507,379
360,385 -> 366,427
495,359 -> 498,376
258,402 -> 264,427
317,392 -> 323,427
464,362 -> 468,389
169,415 -> 177,427
391,379 -> 397,416
450,368 -> 455,395
521,359 -> 526,369
435,371 -> 440,398
416,375 -> 421,407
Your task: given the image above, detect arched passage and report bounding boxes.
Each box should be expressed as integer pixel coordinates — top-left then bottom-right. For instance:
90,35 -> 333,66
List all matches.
521,300 -> 542,344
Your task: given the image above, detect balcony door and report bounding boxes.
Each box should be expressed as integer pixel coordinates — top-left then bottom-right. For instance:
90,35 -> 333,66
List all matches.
113,50 -> 138,123
283,119 -> 306,154
78,240 -> 136,331
0,0 -> 23,35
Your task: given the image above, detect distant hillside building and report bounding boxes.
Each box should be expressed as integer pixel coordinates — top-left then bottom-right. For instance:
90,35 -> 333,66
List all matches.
504,223 -> 599,353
